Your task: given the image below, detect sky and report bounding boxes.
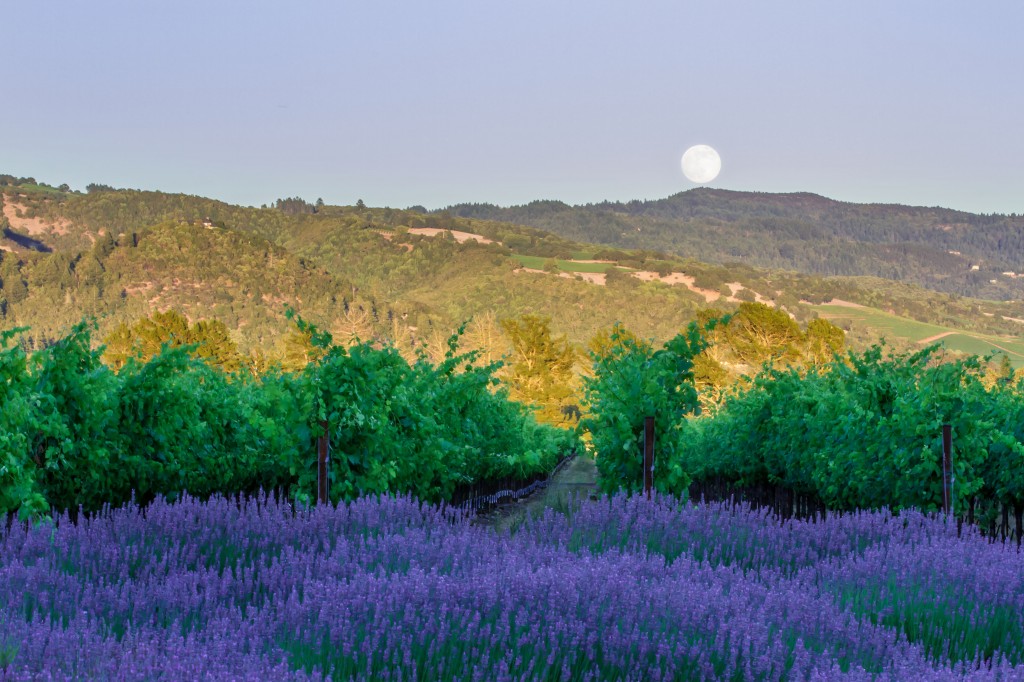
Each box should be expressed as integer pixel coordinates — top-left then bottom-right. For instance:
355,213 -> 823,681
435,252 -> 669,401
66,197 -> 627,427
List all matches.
3,1 -> 1022,214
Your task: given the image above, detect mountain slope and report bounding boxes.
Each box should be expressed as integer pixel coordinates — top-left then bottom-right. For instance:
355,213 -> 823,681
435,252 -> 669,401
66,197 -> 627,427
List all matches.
444,188 -> 1024,300
4,177 -> 1024,367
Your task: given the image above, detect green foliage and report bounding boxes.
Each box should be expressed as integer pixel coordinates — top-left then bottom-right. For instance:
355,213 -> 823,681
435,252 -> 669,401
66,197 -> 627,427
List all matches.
0,184 -> 716,359
274,197 -> 316,215
587,322 -> 650,361
102,309 -> 242,372
295,314 -> 574,503
805,317 -> 846,363
582,318 -> 720,495
26,321 -> 122,512
0,320 -> 574,518
500,315 -> 579,424
678,343 -> 1024,513
684,305 -> 845,404
0,257 -> 28,304
0,327 -> 48,519
277,327 -> 327,372
725,301 -> 805,366
7,180 -> 1022,377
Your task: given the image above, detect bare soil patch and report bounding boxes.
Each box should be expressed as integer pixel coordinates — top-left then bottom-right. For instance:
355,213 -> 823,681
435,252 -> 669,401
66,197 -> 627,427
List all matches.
407,227 -> 495,244
515,267 -> 607,285
916,331 -> 957,345
2,200 -> 71,236
572,271 -> 607,284
630,271 -> 723,302
814,298 -> 866,309
725,282 -> 774,305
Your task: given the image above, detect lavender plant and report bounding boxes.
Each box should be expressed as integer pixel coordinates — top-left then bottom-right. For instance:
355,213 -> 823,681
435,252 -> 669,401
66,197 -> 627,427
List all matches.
2,493 -> 1023,680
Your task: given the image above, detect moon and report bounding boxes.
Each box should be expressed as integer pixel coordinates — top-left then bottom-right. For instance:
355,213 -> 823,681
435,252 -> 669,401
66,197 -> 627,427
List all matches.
681,145 -> 721,184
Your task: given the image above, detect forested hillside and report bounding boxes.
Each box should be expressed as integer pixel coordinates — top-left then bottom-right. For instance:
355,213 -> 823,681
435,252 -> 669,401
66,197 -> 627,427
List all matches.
445,188 -> 1024,300
3,174 -> 1024,375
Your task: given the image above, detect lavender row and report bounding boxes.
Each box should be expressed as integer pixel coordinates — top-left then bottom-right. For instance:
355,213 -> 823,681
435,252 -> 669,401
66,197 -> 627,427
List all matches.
2,493 -> 1023,680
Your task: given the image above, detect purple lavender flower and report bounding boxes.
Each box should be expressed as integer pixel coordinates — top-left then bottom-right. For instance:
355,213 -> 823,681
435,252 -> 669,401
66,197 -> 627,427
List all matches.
2,493 -> 1023,680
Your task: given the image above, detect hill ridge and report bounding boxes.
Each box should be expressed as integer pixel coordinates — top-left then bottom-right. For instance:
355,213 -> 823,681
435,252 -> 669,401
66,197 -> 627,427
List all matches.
3,174 -> 1024,368
443,187 -> 1024,300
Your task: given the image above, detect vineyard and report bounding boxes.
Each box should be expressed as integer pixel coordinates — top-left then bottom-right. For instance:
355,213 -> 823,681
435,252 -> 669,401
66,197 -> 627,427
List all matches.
0,319 -> 575,520
6,315 -> 1024,529
582,322 -> 1024,540
5,318 -> 1024,679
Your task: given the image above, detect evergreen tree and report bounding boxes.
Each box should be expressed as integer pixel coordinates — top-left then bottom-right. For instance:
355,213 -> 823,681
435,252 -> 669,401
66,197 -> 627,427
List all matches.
132,310 -> 191,357
500,314 -> 578,424
277,328 -> 326,372
0,257 -> 28,304
725,302 -> 805,367
805,318 -> 846,363
101,310 -> 242,372
91,231 -> 116,259
74,254 -> 105,289
190,319 -> 242,372
588,322 -> 649,361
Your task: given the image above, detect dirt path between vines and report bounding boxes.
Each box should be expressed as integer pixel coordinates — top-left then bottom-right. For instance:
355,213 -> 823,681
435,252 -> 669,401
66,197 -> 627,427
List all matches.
473,455 -> 600,532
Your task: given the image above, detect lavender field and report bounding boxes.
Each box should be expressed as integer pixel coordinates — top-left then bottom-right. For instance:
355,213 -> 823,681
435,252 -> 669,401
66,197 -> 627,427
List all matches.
2,494 -> 1024,681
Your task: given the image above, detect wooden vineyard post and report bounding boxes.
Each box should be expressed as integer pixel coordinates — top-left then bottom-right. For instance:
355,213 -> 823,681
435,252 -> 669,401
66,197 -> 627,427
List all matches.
643,416 -> 655,500
941,424 -> 953,517
317,419 -> 330,505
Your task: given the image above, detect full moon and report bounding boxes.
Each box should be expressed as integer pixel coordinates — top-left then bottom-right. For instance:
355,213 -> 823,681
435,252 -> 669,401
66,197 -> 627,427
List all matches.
681,145 -> 721,184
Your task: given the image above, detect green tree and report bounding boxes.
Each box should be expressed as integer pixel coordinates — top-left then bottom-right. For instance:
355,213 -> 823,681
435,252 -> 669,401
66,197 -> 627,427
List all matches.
74,254 -> 105,289
588,322 -> 649,361
102,322 -> 135,370
91,230 -> 116,259
102,310 -> 242,372
725,301 -> 805,367
805,317 -> 845,363
191,319 -> 242,372
132,310 -> 192,357
692,352 -> 729,409
0,326 -> 47,518
277,327 -> 327,372
500,314 -> 579,424
0,257 -> 28,304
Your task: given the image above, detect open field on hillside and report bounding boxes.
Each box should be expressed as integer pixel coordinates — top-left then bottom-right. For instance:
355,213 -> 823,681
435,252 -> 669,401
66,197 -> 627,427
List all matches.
814,302 -> 1024,365
512,254 -> 618,273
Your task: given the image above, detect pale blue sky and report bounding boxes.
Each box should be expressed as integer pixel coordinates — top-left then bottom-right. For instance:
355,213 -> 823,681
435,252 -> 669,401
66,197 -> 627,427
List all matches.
4,1 -> 1022,213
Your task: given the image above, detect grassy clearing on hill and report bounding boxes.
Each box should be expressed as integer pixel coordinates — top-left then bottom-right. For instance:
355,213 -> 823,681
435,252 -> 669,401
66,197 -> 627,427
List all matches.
512,254 -> 617,273
815,303 -> 1024,365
